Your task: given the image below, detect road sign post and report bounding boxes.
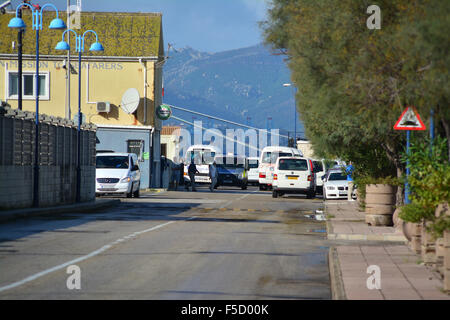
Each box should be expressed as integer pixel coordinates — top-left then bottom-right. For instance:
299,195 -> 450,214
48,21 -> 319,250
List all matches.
393,106 -> 426,205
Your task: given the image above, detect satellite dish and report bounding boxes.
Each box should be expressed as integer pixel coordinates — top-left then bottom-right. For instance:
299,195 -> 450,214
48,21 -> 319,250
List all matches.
120,88 -> 140,114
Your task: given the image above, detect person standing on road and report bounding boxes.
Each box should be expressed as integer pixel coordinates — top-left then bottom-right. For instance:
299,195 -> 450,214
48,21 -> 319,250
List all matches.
209,161 -> 218,192
171,157 -> 181,190
346,161 -> 355,201
188,160 -> 199,192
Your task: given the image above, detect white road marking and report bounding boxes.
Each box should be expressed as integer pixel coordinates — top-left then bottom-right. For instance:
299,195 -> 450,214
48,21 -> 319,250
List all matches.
0,220 -> 182,293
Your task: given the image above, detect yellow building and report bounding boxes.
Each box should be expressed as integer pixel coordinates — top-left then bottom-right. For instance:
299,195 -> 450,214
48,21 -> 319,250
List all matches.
0,11 -> 165,188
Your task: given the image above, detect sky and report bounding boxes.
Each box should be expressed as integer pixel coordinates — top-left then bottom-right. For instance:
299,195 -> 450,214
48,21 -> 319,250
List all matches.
8,0 -> 270,53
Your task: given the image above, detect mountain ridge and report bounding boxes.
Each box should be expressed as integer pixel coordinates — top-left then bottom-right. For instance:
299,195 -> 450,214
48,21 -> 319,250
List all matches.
163,44 -> 305,135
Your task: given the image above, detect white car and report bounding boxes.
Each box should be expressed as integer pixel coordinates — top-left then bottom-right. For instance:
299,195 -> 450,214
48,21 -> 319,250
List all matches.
322,169 -> 352,200
247,157 -> 259,185
272,157 -> 316,199
95,152 -> 141,198
258,146 -> 303,190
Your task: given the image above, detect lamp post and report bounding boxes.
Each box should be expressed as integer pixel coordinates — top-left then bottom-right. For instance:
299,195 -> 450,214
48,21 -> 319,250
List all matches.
283,83 -> 298,145
55,29 -> 104,202
8,2 -> 66,207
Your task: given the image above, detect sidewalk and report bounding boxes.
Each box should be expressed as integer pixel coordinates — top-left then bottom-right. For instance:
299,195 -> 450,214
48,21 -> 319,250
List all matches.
326,201 -> 450,300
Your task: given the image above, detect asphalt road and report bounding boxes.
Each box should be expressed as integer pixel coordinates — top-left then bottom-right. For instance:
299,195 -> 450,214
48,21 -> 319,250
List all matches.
0,185 -> 331,299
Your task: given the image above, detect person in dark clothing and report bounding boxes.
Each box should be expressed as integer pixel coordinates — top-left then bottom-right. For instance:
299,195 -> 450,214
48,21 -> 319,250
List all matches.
187,160 -> 200,191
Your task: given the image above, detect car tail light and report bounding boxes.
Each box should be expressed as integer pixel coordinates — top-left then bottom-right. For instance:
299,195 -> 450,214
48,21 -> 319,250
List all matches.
307,175 -> 312,181
259,172 -> 266,178
184,172 -> 187,176
273,174 -> 278,180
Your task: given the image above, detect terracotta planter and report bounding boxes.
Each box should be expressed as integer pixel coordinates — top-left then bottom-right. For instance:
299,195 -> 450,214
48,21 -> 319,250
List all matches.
365,184 -> 397,226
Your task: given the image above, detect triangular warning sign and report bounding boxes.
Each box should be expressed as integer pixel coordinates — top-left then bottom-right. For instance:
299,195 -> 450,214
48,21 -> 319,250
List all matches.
394,106 -> 426,131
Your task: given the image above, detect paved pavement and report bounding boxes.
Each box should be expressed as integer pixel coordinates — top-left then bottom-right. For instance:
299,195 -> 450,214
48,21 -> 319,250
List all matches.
0,186 -> 330,299
326,200 -> 450,300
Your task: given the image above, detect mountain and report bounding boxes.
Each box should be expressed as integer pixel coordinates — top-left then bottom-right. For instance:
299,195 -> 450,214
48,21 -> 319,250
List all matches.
163,44 -> 304,136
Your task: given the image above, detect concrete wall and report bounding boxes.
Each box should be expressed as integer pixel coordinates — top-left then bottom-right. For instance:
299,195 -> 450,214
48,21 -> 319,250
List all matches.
0,107 -> 96,210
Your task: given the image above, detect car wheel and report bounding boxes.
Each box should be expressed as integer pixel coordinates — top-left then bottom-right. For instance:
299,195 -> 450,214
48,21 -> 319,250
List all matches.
133,184 -> 140,198
306,190 -> 314,199
259,184 -> 266,191
272,190 -> 278,198
126,184 -> 133,198
241,184 -> 247,190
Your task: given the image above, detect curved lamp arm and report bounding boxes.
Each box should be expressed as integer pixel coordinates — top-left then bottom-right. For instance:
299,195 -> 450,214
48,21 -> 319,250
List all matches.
15,2 -> 34,15
82,30 -> 102,52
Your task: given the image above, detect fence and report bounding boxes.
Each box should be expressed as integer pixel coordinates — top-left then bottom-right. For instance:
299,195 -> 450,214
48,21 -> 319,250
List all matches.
0,105 -> 97,209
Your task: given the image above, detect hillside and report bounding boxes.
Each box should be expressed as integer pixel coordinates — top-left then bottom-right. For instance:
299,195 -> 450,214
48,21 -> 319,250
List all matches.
163,44 -> 305,136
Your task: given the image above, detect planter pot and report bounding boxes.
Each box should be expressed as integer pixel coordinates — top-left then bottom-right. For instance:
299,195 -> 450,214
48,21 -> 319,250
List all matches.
421,221 -> 436,266
365,214 -> 393,226
366,184 -> 397,194
356,189 -> 364,206
365,184 -> 397,226
402,221 -> 421,242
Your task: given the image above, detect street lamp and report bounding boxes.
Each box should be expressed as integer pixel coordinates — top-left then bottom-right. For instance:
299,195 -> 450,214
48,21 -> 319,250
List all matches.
283,83 -> 298,145
56,29 -> 104,202
8,2 -> 66,208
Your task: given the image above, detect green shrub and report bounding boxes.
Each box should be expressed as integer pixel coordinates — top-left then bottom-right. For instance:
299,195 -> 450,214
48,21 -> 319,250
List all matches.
400,136 -> 450,237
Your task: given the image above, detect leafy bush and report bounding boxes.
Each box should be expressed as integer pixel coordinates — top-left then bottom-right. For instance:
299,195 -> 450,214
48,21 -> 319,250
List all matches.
399,136 -> 450,237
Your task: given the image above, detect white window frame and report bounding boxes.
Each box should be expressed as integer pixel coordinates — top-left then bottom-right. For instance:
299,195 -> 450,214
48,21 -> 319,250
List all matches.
5,70 -> 50,101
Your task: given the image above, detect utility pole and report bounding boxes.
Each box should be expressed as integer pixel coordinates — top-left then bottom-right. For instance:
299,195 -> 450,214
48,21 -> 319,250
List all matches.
66,0 -> 71,119
17,3 -> 23,110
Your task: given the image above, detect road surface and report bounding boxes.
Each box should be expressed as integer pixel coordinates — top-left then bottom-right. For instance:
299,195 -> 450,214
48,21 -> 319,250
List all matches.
0,186 -> 331,299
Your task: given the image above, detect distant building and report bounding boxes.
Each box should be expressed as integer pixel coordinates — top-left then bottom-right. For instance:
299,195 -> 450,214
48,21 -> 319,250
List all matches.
161,126 -> 181,162
0,11 -> 165,188
297,139 -> 315,158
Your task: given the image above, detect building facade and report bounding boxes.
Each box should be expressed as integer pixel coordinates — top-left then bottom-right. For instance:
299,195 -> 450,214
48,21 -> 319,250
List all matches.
0,11 -> 165,188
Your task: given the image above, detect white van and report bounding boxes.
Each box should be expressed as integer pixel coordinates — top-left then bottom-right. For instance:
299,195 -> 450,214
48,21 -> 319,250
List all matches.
272,156 -> 316,198
95,152 -> 141,198
184,145 -> 220,184
247,157 -> 259,185
311,159 -> 326,194
258,146 -> 303,190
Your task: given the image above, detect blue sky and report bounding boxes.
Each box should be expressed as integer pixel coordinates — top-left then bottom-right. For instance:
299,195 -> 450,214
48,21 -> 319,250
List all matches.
9,0 -> 270,53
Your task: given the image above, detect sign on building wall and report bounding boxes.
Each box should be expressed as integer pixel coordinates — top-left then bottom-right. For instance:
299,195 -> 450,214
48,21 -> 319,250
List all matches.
156,104 -> 172,121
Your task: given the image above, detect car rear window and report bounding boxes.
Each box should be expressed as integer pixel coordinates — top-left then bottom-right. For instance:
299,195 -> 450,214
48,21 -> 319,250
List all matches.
313,161 -> 324,172
262,152 -> 293,164
248,159 -> 258,169
96,156 -> 129,169
278,159 -> 308,171
328,172 -> 347,181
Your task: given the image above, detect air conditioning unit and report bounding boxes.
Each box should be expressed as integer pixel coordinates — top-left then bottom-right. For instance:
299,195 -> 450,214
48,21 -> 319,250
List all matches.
96,102 -> 110,113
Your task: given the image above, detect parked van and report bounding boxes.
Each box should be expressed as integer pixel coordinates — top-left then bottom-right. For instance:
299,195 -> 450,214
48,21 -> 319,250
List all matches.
247,157 -> 259,185
258,146 -> 303,190
272,156 -> 316,198
214,154 -> 248,190
183,145 -> 220,184
95,152 -> 141,198
311,159 -> 326,194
